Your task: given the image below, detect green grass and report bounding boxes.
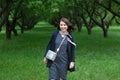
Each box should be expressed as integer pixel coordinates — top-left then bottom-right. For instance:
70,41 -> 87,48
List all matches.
0,23 -> 120,80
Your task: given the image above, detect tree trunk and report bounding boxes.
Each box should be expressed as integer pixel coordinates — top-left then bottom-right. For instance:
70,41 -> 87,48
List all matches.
75,20 -> 82,32
11,19 -> 18,36
13,28 -> 18,36
6,23 -> 11,40
2,0 -> 11,40
21,26 -> 24,34
11,0 -> 23,36
87,27 -> 92,35
102,27 -> 108,38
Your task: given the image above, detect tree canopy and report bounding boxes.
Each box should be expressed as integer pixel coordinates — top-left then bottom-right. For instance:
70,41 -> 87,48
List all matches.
0,0 -> 120,39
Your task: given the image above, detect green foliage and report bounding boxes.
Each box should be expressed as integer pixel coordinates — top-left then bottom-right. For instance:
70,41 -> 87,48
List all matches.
21,0 -> 43,18
0,23 -> 120,80
1,0 -> 120,39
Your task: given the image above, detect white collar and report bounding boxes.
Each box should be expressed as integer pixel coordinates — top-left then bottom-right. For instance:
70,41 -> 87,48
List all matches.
59,31 -> 68,35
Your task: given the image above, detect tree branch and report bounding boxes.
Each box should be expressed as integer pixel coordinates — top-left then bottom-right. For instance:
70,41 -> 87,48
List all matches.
112,0 -> 120,5
97,1 -> 120,17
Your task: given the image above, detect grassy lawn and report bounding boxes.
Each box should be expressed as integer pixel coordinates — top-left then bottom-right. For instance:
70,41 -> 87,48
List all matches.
0,23 -> 120,80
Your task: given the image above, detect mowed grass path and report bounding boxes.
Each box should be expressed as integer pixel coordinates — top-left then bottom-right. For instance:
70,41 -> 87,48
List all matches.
0,23 -> 120,80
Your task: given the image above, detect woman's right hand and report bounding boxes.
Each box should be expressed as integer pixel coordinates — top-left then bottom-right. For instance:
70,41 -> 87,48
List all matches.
43,57 -> 47,64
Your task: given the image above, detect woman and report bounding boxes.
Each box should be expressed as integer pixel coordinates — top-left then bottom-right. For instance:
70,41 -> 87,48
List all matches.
44,18 -> 76,80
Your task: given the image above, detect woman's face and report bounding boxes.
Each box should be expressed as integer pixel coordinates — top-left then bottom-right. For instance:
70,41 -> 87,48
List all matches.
59,21 -> 68,32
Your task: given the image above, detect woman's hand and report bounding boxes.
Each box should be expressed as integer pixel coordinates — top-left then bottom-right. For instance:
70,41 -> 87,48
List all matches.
43,57 -> 47,64
69,62 -> 74,69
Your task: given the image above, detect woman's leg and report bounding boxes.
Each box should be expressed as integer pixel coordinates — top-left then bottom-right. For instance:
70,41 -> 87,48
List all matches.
58,65 -> 67,80
49,63 -> 60,80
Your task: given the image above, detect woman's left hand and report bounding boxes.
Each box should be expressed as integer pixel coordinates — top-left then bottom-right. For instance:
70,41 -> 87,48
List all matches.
69,62 -> 74,69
